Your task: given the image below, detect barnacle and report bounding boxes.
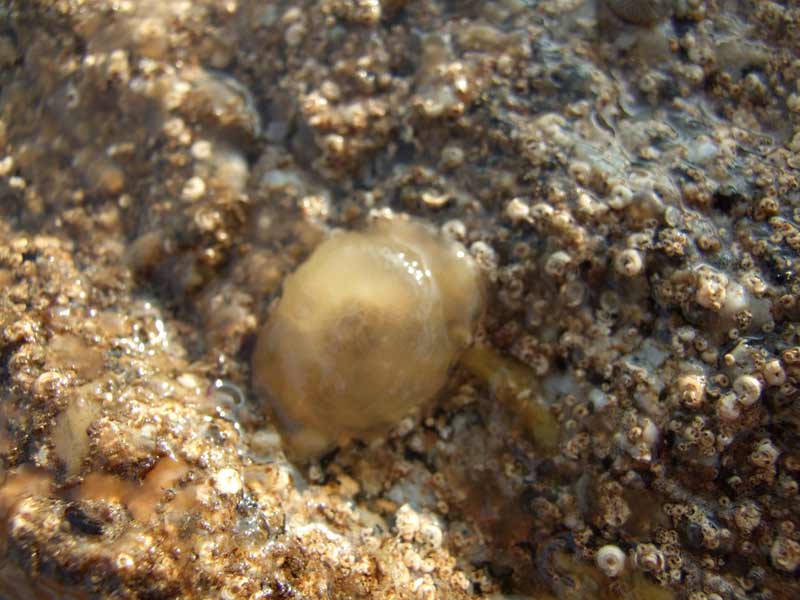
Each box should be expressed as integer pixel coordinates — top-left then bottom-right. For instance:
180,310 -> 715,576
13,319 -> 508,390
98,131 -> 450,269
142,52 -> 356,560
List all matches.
595,544 -> 626,578
252,217 -> 484,458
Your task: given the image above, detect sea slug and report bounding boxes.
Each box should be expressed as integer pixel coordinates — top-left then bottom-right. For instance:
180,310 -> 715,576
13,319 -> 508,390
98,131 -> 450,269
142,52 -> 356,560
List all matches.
252,217 -> 484,458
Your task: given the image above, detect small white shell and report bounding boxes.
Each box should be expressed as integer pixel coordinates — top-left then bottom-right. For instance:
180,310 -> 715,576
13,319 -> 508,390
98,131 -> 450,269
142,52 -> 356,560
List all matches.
596,544 -> 627,577
717,393 -> 741,422
733,374 -> 762,406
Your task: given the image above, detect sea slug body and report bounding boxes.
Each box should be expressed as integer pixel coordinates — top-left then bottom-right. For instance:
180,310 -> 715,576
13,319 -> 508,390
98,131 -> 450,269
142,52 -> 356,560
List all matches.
252,217 -> 484,458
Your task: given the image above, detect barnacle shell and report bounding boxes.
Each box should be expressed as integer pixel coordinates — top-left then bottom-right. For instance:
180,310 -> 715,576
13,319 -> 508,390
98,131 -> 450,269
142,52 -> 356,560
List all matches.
252,218 -> 484,458
603,0 -> 672,27
596,544 -> 627,577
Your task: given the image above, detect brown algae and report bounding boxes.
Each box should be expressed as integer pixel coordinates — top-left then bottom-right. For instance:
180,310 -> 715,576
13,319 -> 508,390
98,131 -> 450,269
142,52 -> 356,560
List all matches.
252,217 -> 484,458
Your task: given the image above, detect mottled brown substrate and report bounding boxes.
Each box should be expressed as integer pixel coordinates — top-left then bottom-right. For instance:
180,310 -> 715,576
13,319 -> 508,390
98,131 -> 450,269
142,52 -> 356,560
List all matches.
0,0 -> 799,598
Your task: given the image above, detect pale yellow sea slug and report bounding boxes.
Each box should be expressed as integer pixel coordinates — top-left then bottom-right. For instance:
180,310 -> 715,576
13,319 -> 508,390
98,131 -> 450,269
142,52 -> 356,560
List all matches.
252,217 -> 484,458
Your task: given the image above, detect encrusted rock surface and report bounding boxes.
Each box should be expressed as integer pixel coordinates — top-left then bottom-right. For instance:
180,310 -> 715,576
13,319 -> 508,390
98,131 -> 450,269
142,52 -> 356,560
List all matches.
0,0 -> 799,598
